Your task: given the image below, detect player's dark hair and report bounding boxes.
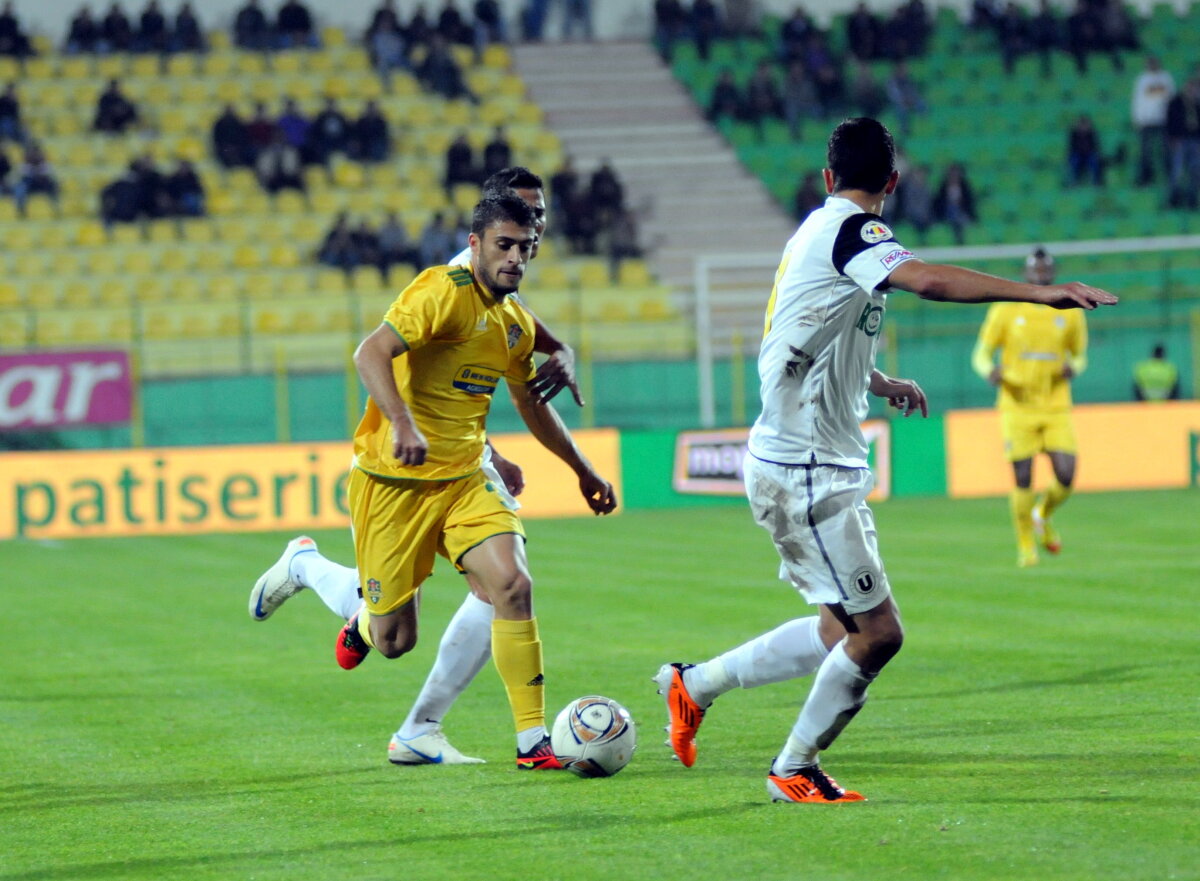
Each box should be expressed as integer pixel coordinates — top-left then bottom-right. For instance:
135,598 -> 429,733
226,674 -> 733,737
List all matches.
471,192 -> 537,235
482,166 -> 544,195
827,117 -> 896,193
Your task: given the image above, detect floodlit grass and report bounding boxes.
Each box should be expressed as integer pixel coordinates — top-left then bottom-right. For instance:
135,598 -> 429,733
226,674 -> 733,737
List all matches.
2,490 -> 1197,880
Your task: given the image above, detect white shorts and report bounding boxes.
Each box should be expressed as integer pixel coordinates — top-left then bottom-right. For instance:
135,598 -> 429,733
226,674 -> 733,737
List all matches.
481,445 -> 520,511
743,454 -> 891,615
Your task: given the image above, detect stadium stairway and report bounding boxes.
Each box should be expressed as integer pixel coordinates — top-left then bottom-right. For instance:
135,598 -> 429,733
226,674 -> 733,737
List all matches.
512,40 -> 794,292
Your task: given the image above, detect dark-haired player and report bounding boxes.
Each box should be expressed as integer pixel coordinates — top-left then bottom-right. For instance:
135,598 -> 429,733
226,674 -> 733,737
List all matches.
655,117 -> 1116,803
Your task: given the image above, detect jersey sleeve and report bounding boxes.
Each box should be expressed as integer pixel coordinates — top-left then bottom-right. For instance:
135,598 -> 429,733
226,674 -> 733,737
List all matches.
504,312 -> 537,384
383,270 -> 463,351
831,213 -> 917,293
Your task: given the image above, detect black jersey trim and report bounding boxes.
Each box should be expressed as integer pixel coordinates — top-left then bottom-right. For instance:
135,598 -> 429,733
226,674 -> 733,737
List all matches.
831,213 -> 896,275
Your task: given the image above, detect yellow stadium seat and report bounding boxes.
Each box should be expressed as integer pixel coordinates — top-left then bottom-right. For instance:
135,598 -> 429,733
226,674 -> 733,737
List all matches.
0,280 -> 20,307
68,315 -> 108,344
145,222 -> 176,245
87,251 -> 121,275
179,220 -> 216,243
268,244 -> 302,269
50,114 -> 83,137
235,53 -> 268,76
144,311 -> 177,340
322,26 -> 347,47
12,251 -> 47,276
533,262 -> 571,290
135,277 -> 169,303
0,314 -> 27,347
482,44 -> 512,71
129,55 -> 161,78
290,309 -> 319,334
58,56 -> 90,79
352,266 -> 385,293
23,57 -> 56,81
172,276 -> 206,302
253,308 -> 285,333
332,162 -> 365,189
76,222 -> 108,247
209,30 -> 232,50
110,225 -> 143,246
272,51 -> 304,74
321,76 -> 352,100
232,244 -> 265,270
639,298 -> 676,321
123,250 -> 158,275
314,268 -> 348,294
0,199 -> 17,222
34,315 -> 68,347
244,273 -> 280,301
451,182 -> 481,215
216,309 -> 243,336
617,260 -> 653,287
25,280 -> 59,309
97,278 -> 134,307
167,55 -> 197,78
95,55 -> 127,78
209,276 -> 242,301
0,57 -> 20,79
61,280 -> 96,308
213,78 -> 241,104
107,313 -> 134,342
24,196 -> 57,221
159,248 -> 195,274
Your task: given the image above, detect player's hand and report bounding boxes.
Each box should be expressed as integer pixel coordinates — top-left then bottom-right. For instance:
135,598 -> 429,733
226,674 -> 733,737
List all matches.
873,375 -> 928,417
988,367 -> 1003,387
391,421 -> 428,466
578,470 -> 617,515
528,345 -> 584,406
1038,282 -> 1118,310
1061,362 -> 1076,380
489,448 -> 525,497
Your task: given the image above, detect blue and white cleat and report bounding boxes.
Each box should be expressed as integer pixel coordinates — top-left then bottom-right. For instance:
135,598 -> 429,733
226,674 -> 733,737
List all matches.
249,535 -> 318,621
388,728 -> 486,765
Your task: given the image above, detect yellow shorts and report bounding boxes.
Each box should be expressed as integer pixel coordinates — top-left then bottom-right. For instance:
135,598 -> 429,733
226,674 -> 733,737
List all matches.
1001,408 -> 1077,462
348,467 -> 524,616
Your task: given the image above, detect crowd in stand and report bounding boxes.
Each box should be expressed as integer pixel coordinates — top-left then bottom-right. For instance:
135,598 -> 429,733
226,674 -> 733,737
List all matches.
972,0 -> 1137,75
64,2 -> 206,55
318,209 -> 463,277
1130,55 -> 1200,210
99,155 -> 204,226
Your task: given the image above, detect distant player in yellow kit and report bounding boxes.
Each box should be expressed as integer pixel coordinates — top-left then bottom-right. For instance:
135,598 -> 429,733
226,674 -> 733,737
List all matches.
972,247 -> 1087,567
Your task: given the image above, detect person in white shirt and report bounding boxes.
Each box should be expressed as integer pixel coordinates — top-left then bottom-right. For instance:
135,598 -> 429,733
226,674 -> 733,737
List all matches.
655,117 -> 1117,804
1131,56 -> 1175,186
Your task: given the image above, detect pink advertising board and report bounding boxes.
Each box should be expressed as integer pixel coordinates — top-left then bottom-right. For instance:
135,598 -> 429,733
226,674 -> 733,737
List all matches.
0,350 -> 132,431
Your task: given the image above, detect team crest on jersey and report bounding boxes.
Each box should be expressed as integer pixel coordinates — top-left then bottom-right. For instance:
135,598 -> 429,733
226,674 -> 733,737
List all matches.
453,365 -> 501,395
507,323 -> 524,349
366,578 -> 382,604
860,221 -> 893,244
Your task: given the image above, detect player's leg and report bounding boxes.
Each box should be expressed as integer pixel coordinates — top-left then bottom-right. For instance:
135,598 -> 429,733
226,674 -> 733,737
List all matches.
1033,413 -> 1078,553
248,535 -> 364,622
1003,409 -> 1040,567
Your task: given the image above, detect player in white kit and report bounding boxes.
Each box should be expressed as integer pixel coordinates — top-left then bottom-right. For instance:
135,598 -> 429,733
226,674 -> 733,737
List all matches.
249,168 -> 585,765
655,118 -> 1117,802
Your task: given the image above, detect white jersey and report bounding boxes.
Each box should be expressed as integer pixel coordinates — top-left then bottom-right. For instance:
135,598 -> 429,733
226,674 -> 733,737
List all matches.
747,196 -> 917,469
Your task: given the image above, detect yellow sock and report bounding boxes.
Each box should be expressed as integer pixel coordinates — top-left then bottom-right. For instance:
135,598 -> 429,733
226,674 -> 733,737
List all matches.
355,604 -> 377,649
1010,488 -> 1036,552
1041,479 -> 1072,519
492,617 -> 545,733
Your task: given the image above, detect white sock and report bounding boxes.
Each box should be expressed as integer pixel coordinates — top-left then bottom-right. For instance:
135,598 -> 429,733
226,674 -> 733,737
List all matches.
397,593 -> 494,739
516,725 -> 548,753
684,617 -> 829,707
290,551 -> 362,621
775,641 -> 873,773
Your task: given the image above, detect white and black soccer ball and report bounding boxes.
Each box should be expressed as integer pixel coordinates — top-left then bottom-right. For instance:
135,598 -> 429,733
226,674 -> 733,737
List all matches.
550,695 -> 637,778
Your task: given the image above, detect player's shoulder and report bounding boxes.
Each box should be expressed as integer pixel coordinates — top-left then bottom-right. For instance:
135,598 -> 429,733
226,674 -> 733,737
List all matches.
405,264 -> 476,294
827,206 -> 901,273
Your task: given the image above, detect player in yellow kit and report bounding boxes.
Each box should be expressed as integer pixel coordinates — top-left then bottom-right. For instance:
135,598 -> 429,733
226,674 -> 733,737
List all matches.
972,247 -> 1087,567
344,192 -> 617,768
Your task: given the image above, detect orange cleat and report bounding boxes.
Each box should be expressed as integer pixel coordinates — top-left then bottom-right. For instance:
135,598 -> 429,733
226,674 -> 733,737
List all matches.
767,764 -> 866,803
653,663 -> 707,768
516,735 -> 563,771
335,614 -> 371,670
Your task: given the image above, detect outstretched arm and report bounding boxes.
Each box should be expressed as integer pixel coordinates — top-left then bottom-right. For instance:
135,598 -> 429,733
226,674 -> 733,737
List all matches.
869,369 -> 928,418
508,381 -> 617,515
354,323 -> 427,465
527,310 -> 584,407
888,260 -> 1118,310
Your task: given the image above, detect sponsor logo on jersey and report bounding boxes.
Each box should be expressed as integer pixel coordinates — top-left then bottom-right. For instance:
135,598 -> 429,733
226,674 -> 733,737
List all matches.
879,247 -> 914,271
506,323 -> 524,349
856,303 -> 885,337
453,365 -> 501,395
860,221 -> 893,244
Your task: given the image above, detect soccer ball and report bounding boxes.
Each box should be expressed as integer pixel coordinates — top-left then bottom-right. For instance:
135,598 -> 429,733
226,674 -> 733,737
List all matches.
550,695 -> 637,778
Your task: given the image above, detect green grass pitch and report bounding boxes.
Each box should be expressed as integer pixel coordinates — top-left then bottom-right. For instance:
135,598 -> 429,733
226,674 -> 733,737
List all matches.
2,490 -> 1197,880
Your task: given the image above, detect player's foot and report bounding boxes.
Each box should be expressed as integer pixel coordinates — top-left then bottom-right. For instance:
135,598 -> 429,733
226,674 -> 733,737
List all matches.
388,727 -> 485,765
1031,504 -> 1062,554
335,614 -> 371,670
653,662 -> 708,768
249,535 -> 317,621
515,735 -> 563,771
1017,544 -> 1039,568
767,763 -> 866,803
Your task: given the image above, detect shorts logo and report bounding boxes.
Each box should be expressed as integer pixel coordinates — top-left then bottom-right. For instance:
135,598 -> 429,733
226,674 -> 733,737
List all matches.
852,568 -> 877,595
453,365 -> 501,395
366,578 -> 382,604
506,323 -> 524,349
861,221 -> 893,244
880,247 -> 914,271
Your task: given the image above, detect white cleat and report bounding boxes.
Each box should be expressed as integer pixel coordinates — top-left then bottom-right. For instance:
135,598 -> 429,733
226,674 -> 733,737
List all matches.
388,728 -> 486,765
249,536 -> 318,621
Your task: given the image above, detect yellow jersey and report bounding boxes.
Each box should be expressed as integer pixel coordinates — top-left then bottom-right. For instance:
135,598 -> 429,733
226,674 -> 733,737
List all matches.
353,264 -> 537,481
973,302 -> 1087,412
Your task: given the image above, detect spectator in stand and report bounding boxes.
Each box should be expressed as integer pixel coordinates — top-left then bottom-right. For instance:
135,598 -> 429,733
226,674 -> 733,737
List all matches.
846,2 -> 880,61
522,0 -> 549,41
418,211 -> 456,266
166,158 -> 205,216
607,208 -> 642,280
443,132 -> 476,190
653,0 -> 687,63
1028,0 -> 1059,76
782,60 -> 821,139
723,0 -> 762,38
885,61 -> 926,135
234,0 -> 272,51
310,96 -> 350,164
996,3 -> 1028,75
173,2 -> 205,52
0,2 -> 33,59
351,219 -> 381,270
1066,0 -> 1122,74
1132,56 -> 1175,187
1166,76 -> 1200,210
483,125 -> 512,178
549,155 -> 578,233
847,60 -> 886,119
708,69 -> 743,123
0,147 -> 11,195
778,6 -> 815,65
436,0 -> 472,46
256,131 -> 305,194
100,2 -> 134,54
0,82 -> 23,143
246,101 -> 277,158
353,100 -> 391,163
367,0 -> 400,41
13,142 -> 59,216
1066,114 -> 1103,186
565,187 -> 597,255
897,163 -> 933,243
451,211 -> 471,249
590,158 -> 625,232
277,98 -> 311,158
66,6 -> 100,54
132,153 -> 170,218
136,0 -> 169,54
803,32 -> 843,116
971,0 -> 1001,31
319,212 -> 358,270
277,0 -> 318,49
562,0 -> 593,42
100,162 -> 140,226
405,3 -> 434,51
474,0 -> 507,48
369,21 -> 408,90
212,104 -> 251,167
418,34 -> 475,102
744,60 -> 783,138
93,79 -> 140,134
792,173 -> 824,221
691,0 -> 721,62
891,0 -> 930,58
1098,0 -> 1137,54
934,162 -> 977,244
1132,344 -> 1180,402
377,210 -> 418,272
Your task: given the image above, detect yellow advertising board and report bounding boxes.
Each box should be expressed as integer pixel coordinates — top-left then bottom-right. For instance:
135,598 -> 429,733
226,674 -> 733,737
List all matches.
0,429 -> 621,540
945,401 -> 1200,497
